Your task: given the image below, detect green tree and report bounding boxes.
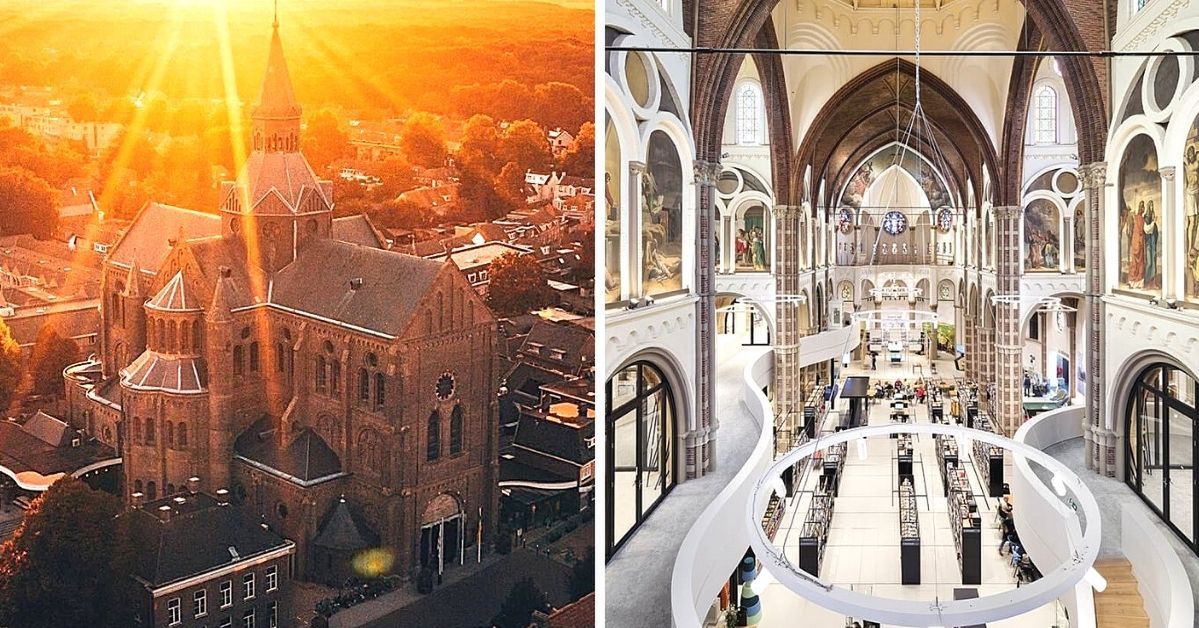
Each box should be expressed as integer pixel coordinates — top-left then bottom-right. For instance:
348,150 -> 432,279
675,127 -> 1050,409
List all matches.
0,168 -> 56,239
533,82 -> 591,132
490,577 -> 550,628
400,112 -> 448,169
500,119 -> 551,174
555,122 -> 594,176
486,253 -> 555,316
0,319 -> 19,411
0,478 -> 133,628
457,114 -> 502,176
66,93 -> 99,123
28,325 -> 81,398
302,110 -> 351,174
569,547 -> 595,599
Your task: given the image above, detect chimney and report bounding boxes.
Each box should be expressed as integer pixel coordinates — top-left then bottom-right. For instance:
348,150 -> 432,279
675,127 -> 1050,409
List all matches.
156,505 -> 172,522
349,277 -> 364,290
131,492 -> 145,509
186,476 -> 200,495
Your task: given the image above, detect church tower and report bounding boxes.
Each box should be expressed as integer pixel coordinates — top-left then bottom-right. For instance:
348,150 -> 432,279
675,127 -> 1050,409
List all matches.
218,20 -> 334,274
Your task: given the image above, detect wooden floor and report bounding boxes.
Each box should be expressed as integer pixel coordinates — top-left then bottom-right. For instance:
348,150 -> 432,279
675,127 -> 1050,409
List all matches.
1093,558 -> 1150,628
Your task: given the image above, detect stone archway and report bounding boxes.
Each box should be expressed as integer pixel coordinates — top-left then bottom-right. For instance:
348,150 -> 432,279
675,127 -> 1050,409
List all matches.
420,493 -> 465,576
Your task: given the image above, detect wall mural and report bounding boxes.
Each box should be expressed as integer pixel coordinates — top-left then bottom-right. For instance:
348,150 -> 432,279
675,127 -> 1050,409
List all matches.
734,205 -> 768,272
1118,135 -> 1162,294
839,145 -> 951,212
1024,198 -> 1061,272
605,117 -> 622,303
643,130 -> 683,296
1185,114 -> 1199,300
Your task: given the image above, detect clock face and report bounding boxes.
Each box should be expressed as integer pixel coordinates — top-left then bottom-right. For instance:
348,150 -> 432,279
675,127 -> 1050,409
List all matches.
837,208 -> 854,233
435,372 -> 456,400
936,207 -> 954,232
882,211 -> 908,236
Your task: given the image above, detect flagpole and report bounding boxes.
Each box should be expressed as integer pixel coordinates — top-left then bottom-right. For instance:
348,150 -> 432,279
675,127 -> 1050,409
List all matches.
477,506 -> 483,563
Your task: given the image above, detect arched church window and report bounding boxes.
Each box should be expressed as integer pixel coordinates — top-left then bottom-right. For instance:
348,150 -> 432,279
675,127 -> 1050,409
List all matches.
233,345 -> 244,376
177,424 -> 187,449
132,417 -> 142,445
450,406 -> 464,455
736,83 -> 762,145
359,368 -> 370,403
147,481 -> 156,500
1035,86 -> 1058,144
331,360 -> 341,396
375,373 -> 386,408
427,411 -> 441,461
249,342 -> 260,373
315,356 -> 327,392
145,419 -> 155,445
276,342 -> 286,373
165,421 -> 173,449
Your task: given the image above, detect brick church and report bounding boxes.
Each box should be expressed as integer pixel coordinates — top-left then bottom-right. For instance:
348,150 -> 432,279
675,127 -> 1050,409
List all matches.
64,21 -> 498,583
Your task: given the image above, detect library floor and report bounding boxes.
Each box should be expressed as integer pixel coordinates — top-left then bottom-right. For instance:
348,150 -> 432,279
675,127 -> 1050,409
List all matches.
758,353 -> 1064,627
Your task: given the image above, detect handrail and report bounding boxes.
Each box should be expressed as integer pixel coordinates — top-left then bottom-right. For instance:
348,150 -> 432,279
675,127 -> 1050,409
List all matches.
1012,405 -> 1095,628
670,348 -> 775,627
1122,505 -> 1195,628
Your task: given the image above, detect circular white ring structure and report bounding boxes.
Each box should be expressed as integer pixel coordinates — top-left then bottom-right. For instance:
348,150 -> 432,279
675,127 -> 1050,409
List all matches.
747,423 -> 1101,628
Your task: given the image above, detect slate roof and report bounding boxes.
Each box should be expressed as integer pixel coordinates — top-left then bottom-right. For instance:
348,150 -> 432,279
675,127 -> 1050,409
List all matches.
125,492 -> 292,590
516,319 -> 595,374
234,417 -> 343,485
23,411 -> 72,447
121,352 -> 208,394
312,498 -> 379,551
232,151 -> 331,212
513,412 -> 594,467
331,214 -> 387,249
270,240 -> 444,338
146,271 -> 198,311
108,203 -> 219,270
0,415 -> 116,488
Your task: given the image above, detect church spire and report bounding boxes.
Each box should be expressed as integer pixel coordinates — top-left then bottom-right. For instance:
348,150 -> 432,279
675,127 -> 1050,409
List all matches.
252,16 -> 301,152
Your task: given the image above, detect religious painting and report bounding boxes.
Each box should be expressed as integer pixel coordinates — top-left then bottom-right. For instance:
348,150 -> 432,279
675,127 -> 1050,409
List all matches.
1184,113 -> 1199,300
643,130 -> 683,295
838,144 -> 952,212
1073,205 -> 1086,271
734,204 -> 769,272
1023,198 -> 1061,272
1118,134 -> 1162,294
605,117 -> 623,303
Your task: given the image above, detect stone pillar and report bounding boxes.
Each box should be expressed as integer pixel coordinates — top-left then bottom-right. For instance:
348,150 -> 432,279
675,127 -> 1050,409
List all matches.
1161,167 -> 1178,300
627,162 -> 646,300
964,310 -> 977,379
773,204 -> 801,453
994,205 -> 1023,435
692,159 -> 722,477
1081,162 -> 1112,475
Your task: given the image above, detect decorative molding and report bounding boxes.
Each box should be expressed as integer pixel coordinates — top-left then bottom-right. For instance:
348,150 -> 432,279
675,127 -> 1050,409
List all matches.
613,0 -> 690,50
1118,0 -> 1193,52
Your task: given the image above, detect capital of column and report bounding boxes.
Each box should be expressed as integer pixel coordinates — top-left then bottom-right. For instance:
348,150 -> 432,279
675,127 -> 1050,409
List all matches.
1161,166 -> 1177,182
992,205 -> 1022,221
1080,162 -> 1108,190
775,204 -> 801,219
693,159 -> 722,185
629,161 -> 647,176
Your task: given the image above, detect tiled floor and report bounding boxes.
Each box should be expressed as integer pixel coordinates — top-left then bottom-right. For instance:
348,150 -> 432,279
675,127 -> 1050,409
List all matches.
759,353 -> 1062,627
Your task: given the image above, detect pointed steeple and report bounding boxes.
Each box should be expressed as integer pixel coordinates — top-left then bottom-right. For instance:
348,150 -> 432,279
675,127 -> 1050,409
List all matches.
253,21 -> 301,124
122,255 -> 142,298
207,267 -> 235,323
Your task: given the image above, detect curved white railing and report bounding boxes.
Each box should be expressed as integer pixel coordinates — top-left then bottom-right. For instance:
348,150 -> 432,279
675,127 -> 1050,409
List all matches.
1122,503 -> 1195,628
1012,405 -> 1096,628
670,348 -> 775,627
797,324 -> 860,367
